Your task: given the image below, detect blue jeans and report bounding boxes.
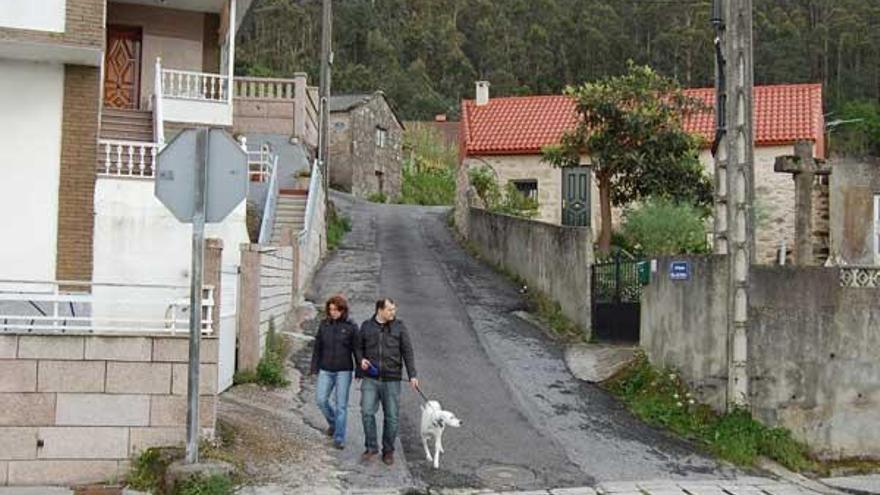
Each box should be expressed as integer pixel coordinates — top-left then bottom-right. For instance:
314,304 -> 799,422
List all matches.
316,370 -> 353,444
361,378 -> 401,453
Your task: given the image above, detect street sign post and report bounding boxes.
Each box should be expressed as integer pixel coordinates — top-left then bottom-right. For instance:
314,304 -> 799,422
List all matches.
156,128 -> 247,464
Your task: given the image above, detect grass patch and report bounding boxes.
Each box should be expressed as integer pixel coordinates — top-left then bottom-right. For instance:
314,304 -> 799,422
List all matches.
366,192 -> 388,204
326,203 -> 352,251
176,474 -> 234,495
233,319 -> 290,388
127,448 -> 170,493
399,165 -> 456,205
604,352 -> 816,471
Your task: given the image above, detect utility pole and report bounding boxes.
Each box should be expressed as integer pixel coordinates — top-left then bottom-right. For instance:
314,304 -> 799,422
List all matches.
711,0 -> 755,408
318,0 -> 332,215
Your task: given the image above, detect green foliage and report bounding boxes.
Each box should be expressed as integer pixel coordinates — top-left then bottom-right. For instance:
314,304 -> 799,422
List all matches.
467,166 -> 539,219
176,474 -> 234,495
366,192 -> 388,204
399,125 -> 457,206
127,448 -> 168,492
605,353 -> 816,471
619,197 -> 710,256
525,290 -> 584,342
543,63 -> 711,252
326,205 -> 352,251
829,100 -> 880,156
233,319 -> 289,387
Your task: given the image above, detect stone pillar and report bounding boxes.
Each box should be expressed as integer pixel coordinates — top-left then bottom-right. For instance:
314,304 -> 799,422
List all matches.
774,141 -> 831,266
237,244 -> 261,372
293,72 -> 308,141
204,238 -> 223,334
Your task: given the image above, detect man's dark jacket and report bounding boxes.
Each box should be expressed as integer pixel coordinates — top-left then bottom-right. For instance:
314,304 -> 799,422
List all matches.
355,317 -> 417,381
310,317 -> 358,374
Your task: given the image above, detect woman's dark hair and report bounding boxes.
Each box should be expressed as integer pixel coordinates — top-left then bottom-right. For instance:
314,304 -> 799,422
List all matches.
326,294 -> 349,320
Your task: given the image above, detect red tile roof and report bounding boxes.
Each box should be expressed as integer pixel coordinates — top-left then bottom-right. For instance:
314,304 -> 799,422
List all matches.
461,83 -> 824,157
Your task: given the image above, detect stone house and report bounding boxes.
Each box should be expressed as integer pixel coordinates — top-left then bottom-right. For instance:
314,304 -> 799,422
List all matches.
329,91 -> 404,200
456,81 -> 827,264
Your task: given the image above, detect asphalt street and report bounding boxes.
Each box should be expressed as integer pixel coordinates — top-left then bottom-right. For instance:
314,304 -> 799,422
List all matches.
302,193 -> 742,492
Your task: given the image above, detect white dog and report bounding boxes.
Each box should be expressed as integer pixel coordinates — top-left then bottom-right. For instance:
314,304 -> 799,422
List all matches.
420,400 -> 462,469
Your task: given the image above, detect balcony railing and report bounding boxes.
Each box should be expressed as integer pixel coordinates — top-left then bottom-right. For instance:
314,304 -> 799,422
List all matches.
0,280 -> 214,334
162,68 -> 229,102
97,139 -> 159,178
234,77 -> 296,100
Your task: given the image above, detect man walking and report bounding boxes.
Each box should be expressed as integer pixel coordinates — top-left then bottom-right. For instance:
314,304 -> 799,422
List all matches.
356,298 -> 418,466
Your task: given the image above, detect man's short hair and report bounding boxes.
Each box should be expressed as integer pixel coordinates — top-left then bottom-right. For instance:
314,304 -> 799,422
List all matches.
375,298 -> 395,311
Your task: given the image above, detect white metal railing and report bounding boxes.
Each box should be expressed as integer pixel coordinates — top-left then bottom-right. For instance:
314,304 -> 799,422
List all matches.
234,77 -> 296,100
153,58 -> 165,146
298,159 -> 322,241
258,153 -> 280,245
98,139 -> 159,177
247,143 -> 274,183
161,68 -> 229,102
0,280 -> 214,334
840,266 -> 880,288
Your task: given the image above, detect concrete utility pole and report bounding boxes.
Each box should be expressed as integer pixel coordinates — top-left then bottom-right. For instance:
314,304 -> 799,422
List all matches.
318,0 -> 332,214
711,0 -> 755,407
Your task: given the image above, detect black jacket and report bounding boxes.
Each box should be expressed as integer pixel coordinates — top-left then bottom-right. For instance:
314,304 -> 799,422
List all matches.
355,317 -> 417,381
310,317 -> 358,374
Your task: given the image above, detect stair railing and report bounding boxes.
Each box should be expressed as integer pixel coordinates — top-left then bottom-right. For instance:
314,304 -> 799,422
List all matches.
153,57 -> 165,147
257,152 -> 280,245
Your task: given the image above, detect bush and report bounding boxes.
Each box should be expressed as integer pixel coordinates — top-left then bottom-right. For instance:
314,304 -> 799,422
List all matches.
326,202 -> 352,251
399,125 -> 458,206
467,166 -> 539,219
400,165 -> 456,205
619,197 -> 710,256
176,474 -> 234,495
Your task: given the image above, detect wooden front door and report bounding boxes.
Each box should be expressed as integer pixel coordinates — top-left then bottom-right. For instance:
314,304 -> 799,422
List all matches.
104,26 -> 142,109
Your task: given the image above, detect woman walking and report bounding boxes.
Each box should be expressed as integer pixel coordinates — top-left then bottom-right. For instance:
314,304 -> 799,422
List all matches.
310,294 -> 358,449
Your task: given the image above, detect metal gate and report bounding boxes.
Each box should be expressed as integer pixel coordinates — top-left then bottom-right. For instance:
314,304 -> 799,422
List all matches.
591,252 -> 645,343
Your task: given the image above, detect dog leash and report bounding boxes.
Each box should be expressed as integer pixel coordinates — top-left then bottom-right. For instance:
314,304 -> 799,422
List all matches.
414,383 -> 430,403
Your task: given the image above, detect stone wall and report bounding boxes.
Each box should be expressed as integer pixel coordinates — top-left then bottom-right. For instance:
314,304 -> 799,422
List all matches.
0,333 -> 219,486
467,208 -> 593,333
641,259 -> 880,458
830,157 -> 880,265
328,113 -> 353,192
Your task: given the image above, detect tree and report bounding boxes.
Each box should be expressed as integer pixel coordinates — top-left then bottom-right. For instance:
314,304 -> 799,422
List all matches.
542,63 -> 711,254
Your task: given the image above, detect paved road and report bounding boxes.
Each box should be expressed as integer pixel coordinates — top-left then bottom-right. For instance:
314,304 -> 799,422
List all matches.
304,194 -> 743,492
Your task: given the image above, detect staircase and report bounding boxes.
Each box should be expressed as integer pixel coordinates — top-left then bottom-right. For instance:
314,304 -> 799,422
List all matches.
100,108 -> 154,142
270,191 -> 308,244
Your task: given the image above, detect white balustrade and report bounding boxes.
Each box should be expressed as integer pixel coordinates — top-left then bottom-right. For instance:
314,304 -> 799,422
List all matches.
161,68 -> 228,102
247,143 -> 275,183
98,139 -> 159,177
234,77 -> 296,100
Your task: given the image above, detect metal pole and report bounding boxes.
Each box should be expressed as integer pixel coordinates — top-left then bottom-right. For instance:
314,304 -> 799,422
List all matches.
185,127 -> 209,464
318,0 -> 332,214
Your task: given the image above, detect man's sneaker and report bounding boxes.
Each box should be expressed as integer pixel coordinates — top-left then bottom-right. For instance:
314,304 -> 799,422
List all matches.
382,451 -> 394,466
325,427 -> 334,437
361,449 -> 378,461
333,441 -> 345,450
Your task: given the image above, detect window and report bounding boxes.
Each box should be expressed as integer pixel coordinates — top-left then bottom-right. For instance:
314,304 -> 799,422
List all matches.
512,179 -> 538,200
375,127 -> 387,148
875,194 -> 880,263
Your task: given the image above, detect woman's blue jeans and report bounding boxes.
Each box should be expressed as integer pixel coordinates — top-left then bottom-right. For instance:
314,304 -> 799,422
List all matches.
316,370 -> 353,444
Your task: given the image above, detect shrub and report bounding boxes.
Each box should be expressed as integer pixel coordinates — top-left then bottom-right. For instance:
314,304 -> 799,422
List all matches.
467,166 -> 539,219
619,197 -> 710,256
233,318 -> 289,387
326,202 -> 352,250
176,474 -> 234,495
366,192 -> 388,204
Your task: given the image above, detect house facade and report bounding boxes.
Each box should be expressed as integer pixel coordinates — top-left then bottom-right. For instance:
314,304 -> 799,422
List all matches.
329,92 -> 404,200
456,82 -> 827,264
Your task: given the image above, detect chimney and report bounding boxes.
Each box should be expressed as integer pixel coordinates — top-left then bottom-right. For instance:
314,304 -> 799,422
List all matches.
475,81 -> 490,106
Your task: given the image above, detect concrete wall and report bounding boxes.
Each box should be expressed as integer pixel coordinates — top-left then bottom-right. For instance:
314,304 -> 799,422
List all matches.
0,0 -> 66,32
641,258 -> 880,458
749,266 -> 880,458
0,59 -> 64,282
467,208 -> 593,333
830,157 -> 880,265
641,256 -> 730,411
0,333 -> 219,486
